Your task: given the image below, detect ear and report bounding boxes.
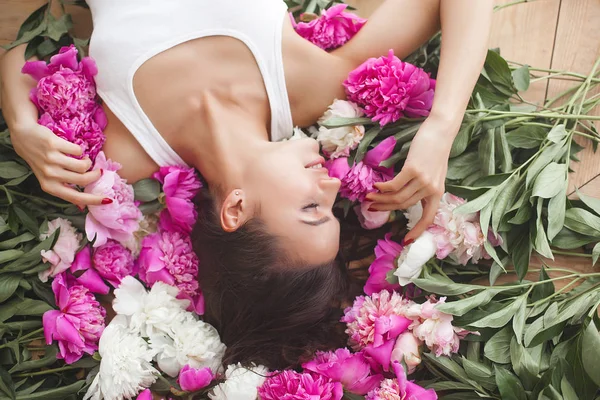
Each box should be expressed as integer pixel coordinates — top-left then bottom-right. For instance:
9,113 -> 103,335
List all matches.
220,190 -> 249,232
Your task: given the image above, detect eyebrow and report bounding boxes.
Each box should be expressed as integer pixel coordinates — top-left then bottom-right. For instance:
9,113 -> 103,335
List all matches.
301,216 -> 331,226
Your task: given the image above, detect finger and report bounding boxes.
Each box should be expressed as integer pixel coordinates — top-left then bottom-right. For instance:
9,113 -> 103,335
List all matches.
374,166 -> 415,193
58,169 -> 102,187
367,179 -> 420,205
55,154 -> 93,173
51,185 -> 107,206
51,136 -> 83,157
396,189 -> 427,210
405,195 -> 441,241
367,191 -> 425,212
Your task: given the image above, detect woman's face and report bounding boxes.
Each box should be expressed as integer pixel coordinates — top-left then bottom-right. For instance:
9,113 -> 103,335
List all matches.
240,138 -> 341,265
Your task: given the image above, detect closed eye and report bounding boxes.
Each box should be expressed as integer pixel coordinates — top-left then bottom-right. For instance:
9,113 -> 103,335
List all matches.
302,203 -> 319,211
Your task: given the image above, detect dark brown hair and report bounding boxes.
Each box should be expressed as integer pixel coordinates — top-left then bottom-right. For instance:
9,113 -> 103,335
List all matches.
192,189 -> 352,370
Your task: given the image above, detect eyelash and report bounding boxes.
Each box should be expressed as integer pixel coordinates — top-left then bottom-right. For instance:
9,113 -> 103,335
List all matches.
303,203 -> 319,210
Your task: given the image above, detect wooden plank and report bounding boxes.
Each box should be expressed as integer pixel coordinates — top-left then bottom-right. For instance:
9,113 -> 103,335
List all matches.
0,0 -> 47,41
489,0 -> 561,105
546,0 -> 600,198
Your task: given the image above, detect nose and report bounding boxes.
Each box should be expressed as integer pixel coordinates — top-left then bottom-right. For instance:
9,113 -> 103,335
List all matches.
321,176 -> 341,205
304,138 -> 320,153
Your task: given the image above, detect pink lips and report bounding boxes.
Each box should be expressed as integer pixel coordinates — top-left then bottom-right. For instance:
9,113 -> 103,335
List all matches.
305,157 -> 326,169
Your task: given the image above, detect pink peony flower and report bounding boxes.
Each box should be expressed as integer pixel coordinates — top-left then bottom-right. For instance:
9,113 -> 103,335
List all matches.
22,45 -> 99,117
407,297 -> 472,357
69,246 -> 110,294
366,362 -> 437,400
364,233 -> 403,295
153,166 -> 202,233
137,228 -> 204,314
258,370 -> 343,400
292,4 -> 366,50
405,193 -> 499,265
341,290 -> 415,370
38,106 -> 106,161
303,348 -> 383,395
391,332 -> 422,374
344,50 -> 436,126
39,218 -> 82,282
42,274 -> 106,364
326,136 -> 396,202
85,152 -> 142,248
178,365 -> 214,392
136,389 -> 152,400
92,240 -> 135,287
355,201 -> 391,230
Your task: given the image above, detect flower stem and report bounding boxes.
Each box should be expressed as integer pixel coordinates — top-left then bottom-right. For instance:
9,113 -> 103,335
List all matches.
529,278 -> 582,308
14,365 -> 79,378
552,249 -> 593,258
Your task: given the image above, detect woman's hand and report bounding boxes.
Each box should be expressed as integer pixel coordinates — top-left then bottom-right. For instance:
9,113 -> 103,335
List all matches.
10,120 -> 104,206
365,115 -> 458,241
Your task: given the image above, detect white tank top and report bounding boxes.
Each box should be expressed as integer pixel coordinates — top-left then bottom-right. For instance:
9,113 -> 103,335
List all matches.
87,0 -> 294,167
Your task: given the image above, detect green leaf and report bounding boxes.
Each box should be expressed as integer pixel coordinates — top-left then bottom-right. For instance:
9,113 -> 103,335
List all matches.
576,189 -> 600,216
531,266 -> 554,302
454,188 -> 497,215
15,4 -> 48,41
512,296 -> 527,344
470,294 -> 526,329
412,274 -> 483,296
319,117 -> 372,128
15,380 -> 85,400
592,242 -> 600,266
9,346 -> 57,373
447,152 -> 479,181
422,353 -> 482,390
508,225 -> 531,280
450,123 -> 473,158
489,261 -> 505,286
353,127 -> 381,164
511,65 -> 530,92
0,366 -> 15,400
484,50 -> 516,94
491,175 -> 518,233
0,298 -> 53,323
0,275 -> 21,303
532,162 -> 567,199
551,227 -> 597,249
547,124 -> 568,144
425,381 -> 475,391
564,208 -> 600,236
461,358 -> 495,388
45,14 -> 72,42
484,326 -> 512,364
526,141 -> 568,188
560,376 -> 579,400
0,250 -> 25,265
510,338 -> 541,391
379,141 -> 410,168
11,205 -> 39,236
506,125 -> 547,149
0,233 -> 35,250
581,321 -> 600,387
496,125 -> 513,173
533,198 -> 554,259
479,128 -> 496,176
133,178 -> 161,202
547,182 -> 567,241
435,289 -> 503,316
0,162 -> 29,180
494,366 -> 527,400
2,231 -> 57,273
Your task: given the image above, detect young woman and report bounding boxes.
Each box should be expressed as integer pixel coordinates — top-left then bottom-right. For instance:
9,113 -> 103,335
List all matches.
0,0 -> 493,368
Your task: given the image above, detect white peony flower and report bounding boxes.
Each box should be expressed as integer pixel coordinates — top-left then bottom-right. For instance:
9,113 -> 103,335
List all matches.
83,315 -> 158,400
113,277 -> 189,337
283,127 -> 309,141
316,99 -> 365,159
394,231 -> 437,286
39,217 -> 82,282
150,313 -> 226,377
208,363 -> 268,400
404,202 -> 423,231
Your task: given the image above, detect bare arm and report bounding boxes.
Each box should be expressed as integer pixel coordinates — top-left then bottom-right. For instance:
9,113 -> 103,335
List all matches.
365,0 -> 494,241
0,45 -> 103,205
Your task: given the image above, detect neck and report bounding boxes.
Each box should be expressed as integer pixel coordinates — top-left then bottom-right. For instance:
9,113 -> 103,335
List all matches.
193,93 -> 269,192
